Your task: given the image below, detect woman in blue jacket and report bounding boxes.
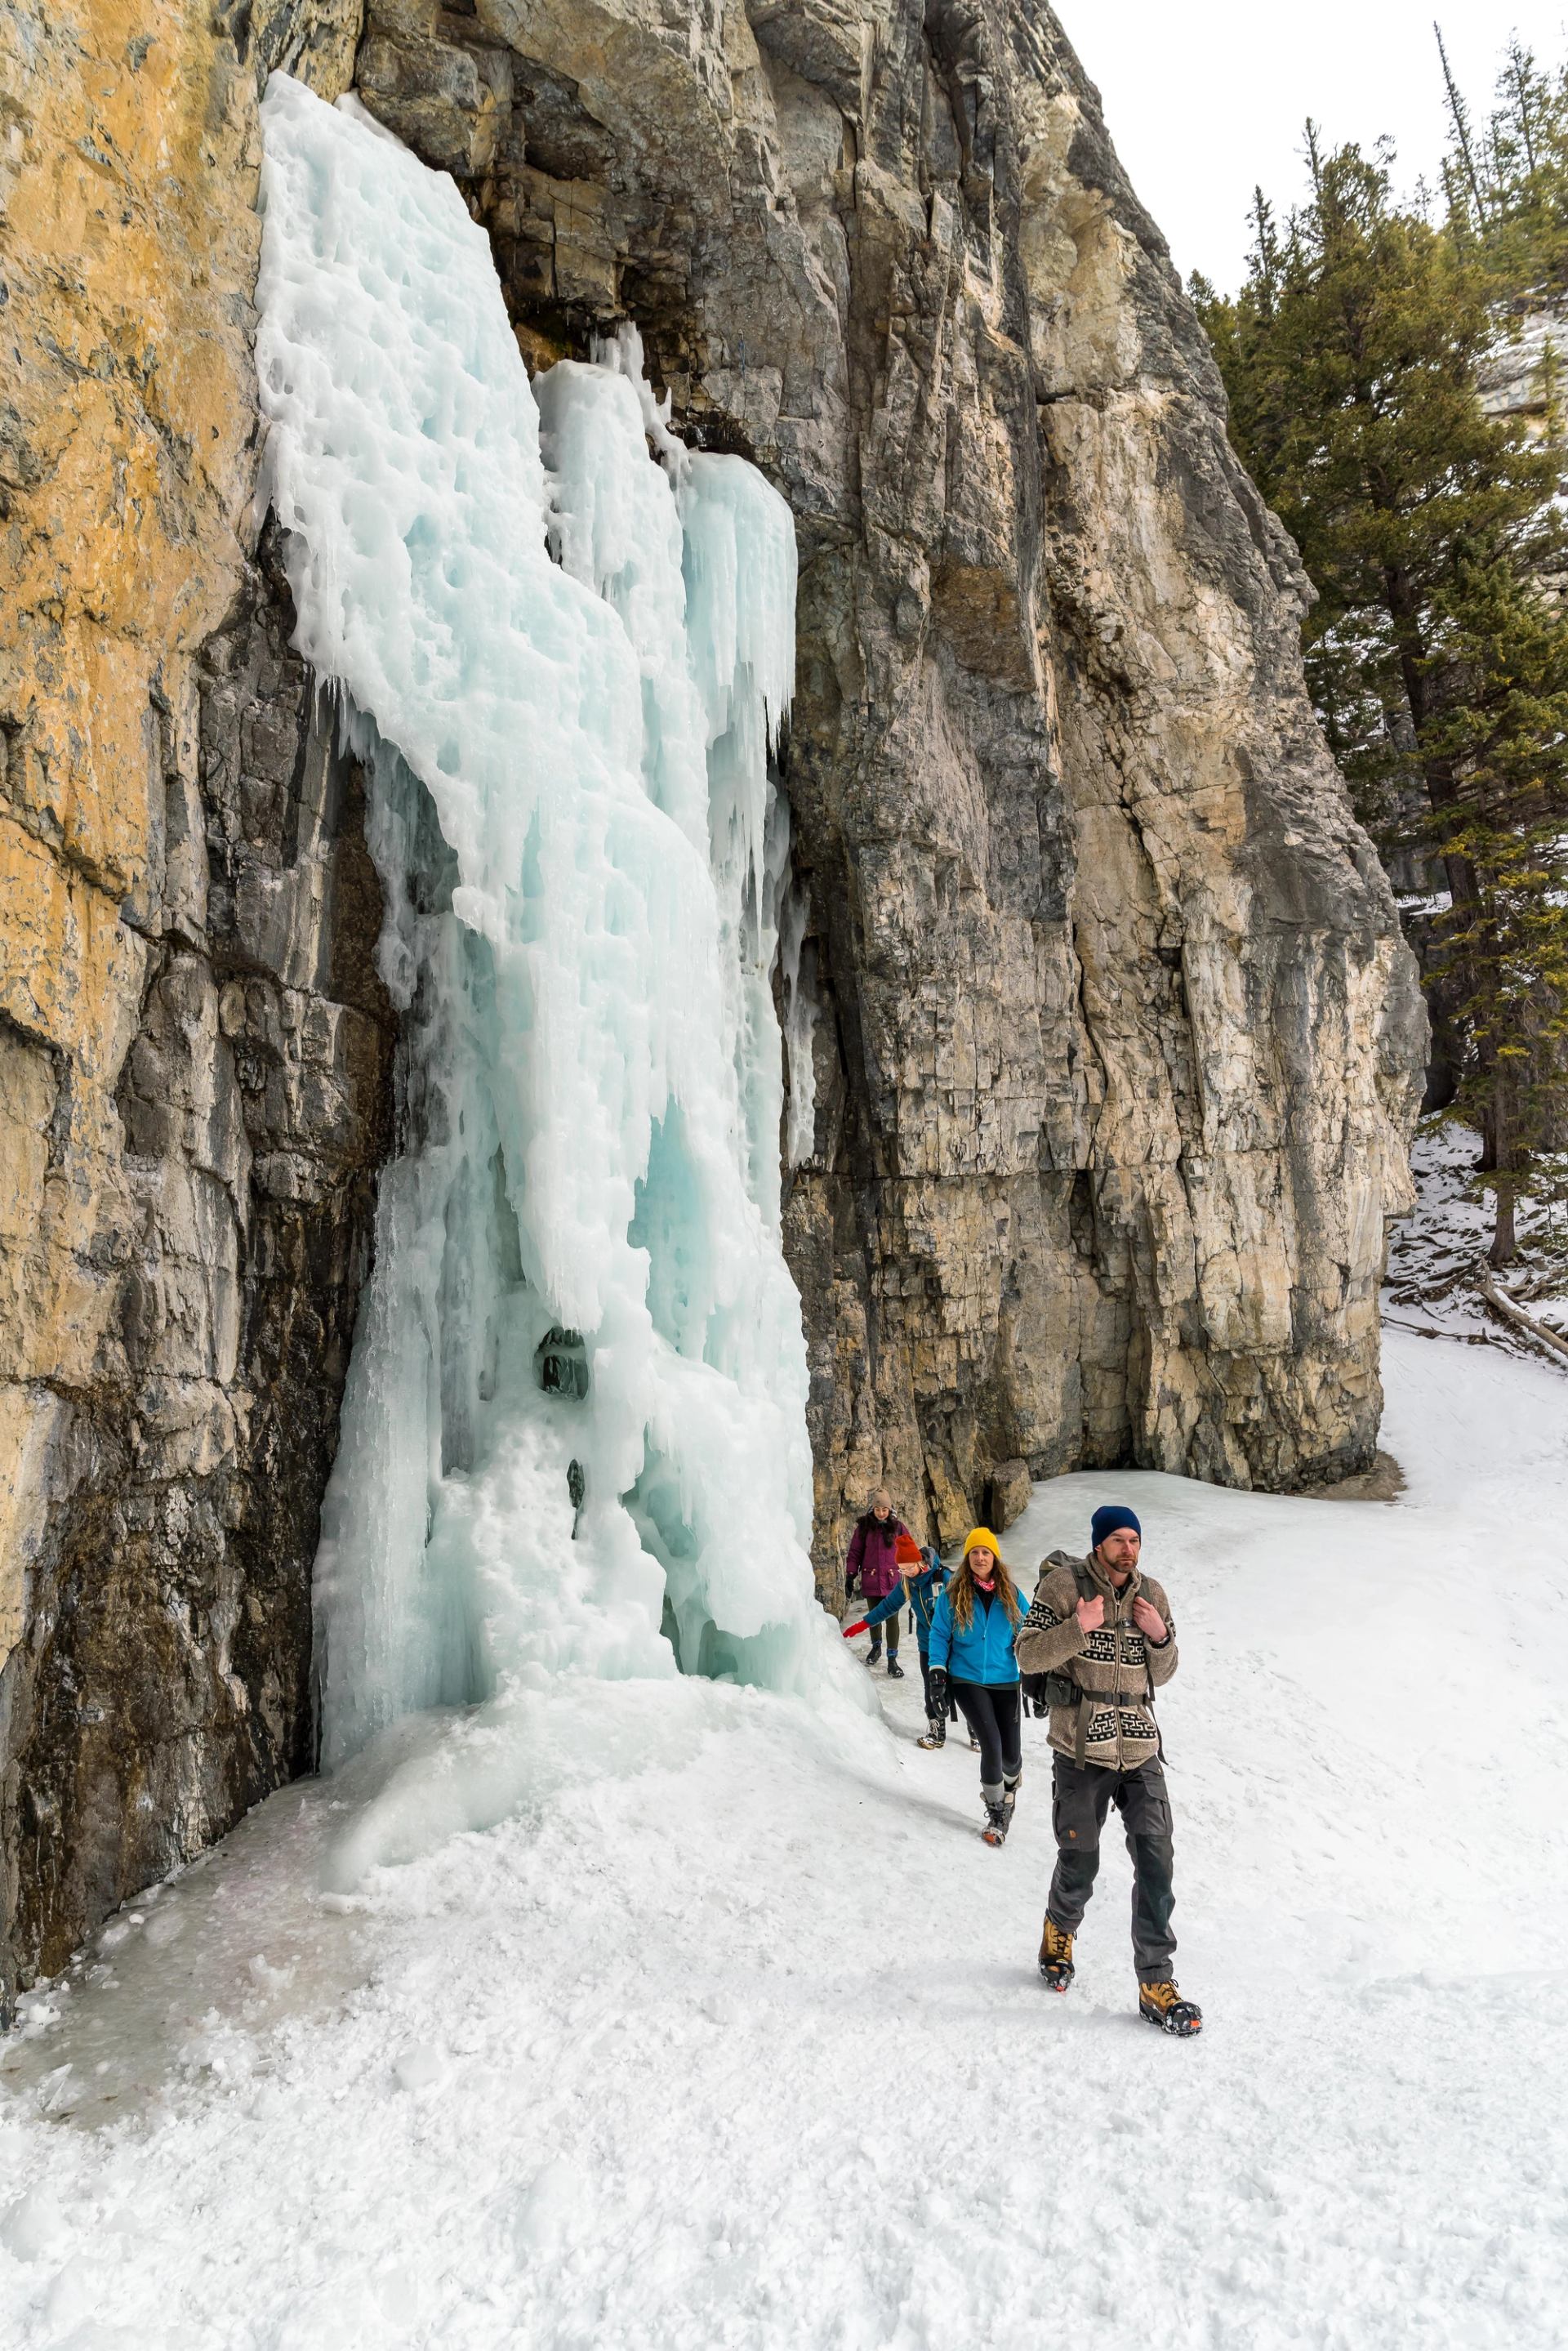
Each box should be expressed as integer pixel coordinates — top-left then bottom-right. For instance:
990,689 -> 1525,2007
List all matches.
842,1543 -> 957,1747
926,1528 -> 1027,1845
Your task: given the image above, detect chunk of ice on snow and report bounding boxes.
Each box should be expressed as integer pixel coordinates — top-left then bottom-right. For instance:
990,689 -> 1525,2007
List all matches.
1,2191 -> 71,2262
514,2158 -> 591,2257
393,2045 -> 447,2095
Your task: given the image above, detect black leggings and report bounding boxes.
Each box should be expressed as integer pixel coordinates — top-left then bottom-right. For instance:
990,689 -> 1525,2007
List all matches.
951,1681 -> 1022,1795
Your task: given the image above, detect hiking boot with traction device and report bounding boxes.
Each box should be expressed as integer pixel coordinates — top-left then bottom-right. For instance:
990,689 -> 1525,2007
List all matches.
1037,1916 -> 1075,1992
916,1720 -> 946,1749
982,1776 -> 1022,1845
1138,1980 -> 1202,2036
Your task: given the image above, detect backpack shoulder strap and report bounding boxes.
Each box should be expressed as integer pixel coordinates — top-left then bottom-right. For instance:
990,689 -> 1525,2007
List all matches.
1068,1559 -> 1097,1762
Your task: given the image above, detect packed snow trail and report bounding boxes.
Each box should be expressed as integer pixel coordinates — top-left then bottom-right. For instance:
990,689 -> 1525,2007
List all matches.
3,1325 -> 1566,2349
253,74 -> 844,1814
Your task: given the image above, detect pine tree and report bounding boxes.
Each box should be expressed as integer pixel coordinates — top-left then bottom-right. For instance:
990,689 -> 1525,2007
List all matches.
1436,22 -> 1488,230
1440,33 -> 1568,294
1419,556 -> 1568,1260
1196,139 -> 1557,842
1195,126 -> 1568,1260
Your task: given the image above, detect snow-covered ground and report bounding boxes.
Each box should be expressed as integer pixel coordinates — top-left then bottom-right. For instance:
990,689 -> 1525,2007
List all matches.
2,1323 -> 1566,2349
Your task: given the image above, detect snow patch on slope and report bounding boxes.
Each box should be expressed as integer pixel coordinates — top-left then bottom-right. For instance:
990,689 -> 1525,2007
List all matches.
1387,1118 -> 1568,1346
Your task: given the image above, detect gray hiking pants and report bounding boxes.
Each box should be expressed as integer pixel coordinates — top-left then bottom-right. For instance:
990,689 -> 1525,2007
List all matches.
1046,1754 -> 1177,1983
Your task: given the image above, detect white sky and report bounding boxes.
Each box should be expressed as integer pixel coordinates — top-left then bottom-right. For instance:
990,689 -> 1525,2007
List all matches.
1066,2 -> 1568,290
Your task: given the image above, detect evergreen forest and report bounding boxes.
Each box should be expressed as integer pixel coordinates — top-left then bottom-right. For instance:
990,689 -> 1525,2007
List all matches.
1193,28 -> 1568,1263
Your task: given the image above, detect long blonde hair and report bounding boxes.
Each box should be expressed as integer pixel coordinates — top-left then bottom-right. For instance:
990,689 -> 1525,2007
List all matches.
950,1528 -> 1022,1632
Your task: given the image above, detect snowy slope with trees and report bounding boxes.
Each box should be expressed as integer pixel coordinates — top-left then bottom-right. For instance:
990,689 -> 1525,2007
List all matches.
1,1323 -> 1565,2349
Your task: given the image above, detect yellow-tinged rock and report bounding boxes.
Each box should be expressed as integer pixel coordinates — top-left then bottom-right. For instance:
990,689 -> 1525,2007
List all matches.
0,1 -> 274,1664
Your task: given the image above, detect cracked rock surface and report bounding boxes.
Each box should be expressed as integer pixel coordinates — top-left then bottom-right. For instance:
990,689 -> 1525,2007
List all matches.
0,2 -> 385,2007
359,0 -> 1423,1579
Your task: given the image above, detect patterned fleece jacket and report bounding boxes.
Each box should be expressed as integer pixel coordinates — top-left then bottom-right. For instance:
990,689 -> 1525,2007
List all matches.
1013,1549 -> 1178,1770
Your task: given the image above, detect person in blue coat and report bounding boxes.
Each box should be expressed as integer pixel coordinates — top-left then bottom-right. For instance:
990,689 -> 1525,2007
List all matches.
926,1528 -> 1027,1845
842,1543 -> 956,1747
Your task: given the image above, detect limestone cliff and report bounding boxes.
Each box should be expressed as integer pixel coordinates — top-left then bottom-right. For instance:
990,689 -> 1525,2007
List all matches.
0,0 -> 1424,2003
353,0 -> 1423,1570
0,2 -> 382,2010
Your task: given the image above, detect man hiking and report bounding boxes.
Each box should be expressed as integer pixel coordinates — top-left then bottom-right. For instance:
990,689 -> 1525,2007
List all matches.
844,1489 -> 908,1676
1015,1505 -> 1201,2036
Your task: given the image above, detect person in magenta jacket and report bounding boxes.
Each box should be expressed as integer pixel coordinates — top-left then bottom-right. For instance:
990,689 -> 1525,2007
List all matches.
844,1488 -> 909,1675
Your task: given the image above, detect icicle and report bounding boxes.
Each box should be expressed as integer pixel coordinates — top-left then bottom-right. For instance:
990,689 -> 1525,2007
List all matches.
591,321 -> 689,484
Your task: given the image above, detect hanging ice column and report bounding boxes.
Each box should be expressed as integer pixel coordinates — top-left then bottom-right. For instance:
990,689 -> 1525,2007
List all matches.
254,76 -> 851,1772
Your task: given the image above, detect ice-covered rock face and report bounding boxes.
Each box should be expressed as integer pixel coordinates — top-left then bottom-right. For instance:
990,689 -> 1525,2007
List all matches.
256,75 -> 852,1773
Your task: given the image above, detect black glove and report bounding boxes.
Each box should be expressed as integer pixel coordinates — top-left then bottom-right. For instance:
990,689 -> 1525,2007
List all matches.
927,1666 -> 948,1718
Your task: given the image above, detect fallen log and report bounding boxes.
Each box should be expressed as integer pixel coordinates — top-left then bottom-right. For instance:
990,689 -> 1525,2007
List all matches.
1477,1272 -> 1568,1366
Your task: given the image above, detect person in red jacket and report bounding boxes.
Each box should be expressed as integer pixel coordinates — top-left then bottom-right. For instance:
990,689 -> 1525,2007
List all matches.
844,1489 -> 908,1676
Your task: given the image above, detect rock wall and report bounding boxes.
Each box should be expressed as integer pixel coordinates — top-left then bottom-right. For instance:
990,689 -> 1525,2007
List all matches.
354,0 -> 1425,1590
0,0 -> 1424,2001
0,2 -> 381,2009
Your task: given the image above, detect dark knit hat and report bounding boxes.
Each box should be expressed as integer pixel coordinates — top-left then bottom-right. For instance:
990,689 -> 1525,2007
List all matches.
1090,1505 -> 1142,1549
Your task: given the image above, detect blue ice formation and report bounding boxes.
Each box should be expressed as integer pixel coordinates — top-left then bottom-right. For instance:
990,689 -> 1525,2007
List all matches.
254,75 -> 843,1772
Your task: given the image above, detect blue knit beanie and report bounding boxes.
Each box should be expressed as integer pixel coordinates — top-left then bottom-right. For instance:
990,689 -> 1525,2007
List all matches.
1090,1505 -> 1142,1549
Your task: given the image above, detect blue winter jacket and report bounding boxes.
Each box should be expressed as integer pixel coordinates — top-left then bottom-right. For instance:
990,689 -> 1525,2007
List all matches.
926,1581 -> 1024,1686
861,1559 -> 947,1653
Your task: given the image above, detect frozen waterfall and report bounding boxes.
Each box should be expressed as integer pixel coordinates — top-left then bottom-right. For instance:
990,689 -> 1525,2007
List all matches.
252,75 -> 856,1817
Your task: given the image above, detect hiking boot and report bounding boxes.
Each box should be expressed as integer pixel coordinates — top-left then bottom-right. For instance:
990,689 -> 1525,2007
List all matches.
916,1720 -> 946,1749
1002,1773 -> 1022,1813
867,1642 -> 883,1666
1038,1916 -> 1075,1992
981,1800 -> 1010,1847
1138,1980 -> 1202,2036
885,1657 -> 904,1679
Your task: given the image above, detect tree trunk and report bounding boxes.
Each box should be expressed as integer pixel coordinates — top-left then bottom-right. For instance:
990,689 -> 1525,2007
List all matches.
1380,565 -> 1481,908
1490,1075 -> 1519,1266
1490,1174 -> 1518,1266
